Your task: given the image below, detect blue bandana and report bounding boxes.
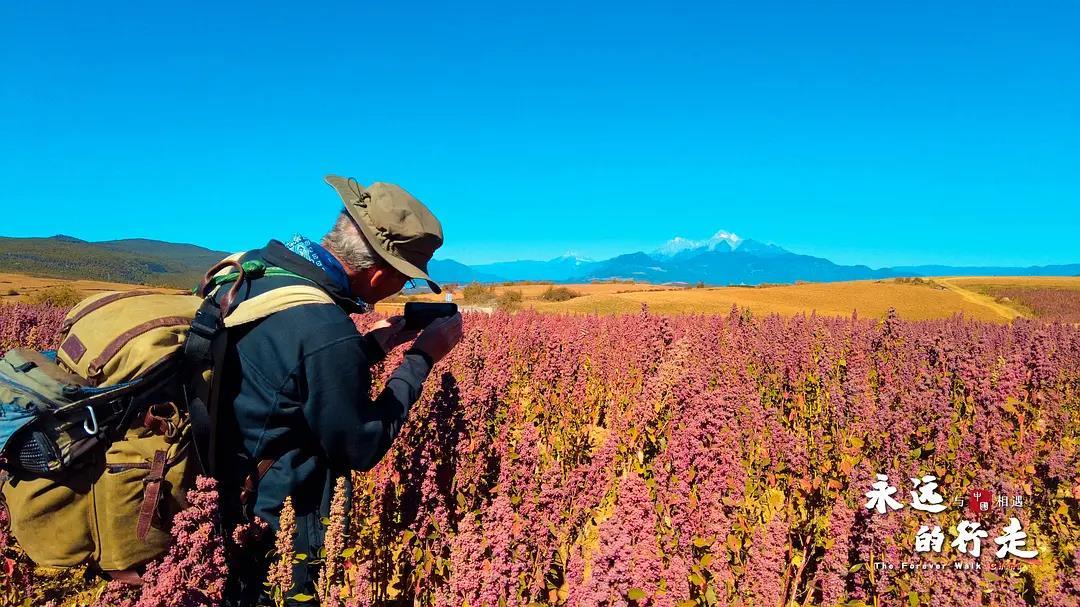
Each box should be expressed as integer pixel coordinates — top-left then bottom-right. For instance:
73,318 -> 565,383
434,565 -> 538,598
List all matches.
284,234 -> 370,311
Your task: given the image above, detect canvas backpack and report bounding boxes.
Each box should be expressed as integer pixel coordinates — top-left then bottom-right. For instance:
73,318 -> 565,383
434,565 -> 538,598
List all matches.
0,255 -> 335,574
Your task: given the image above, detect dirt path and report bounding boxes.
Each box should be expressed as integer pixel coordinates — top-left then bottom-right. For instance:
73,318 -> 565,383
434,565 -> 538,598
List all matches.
935,278 -> 1029,321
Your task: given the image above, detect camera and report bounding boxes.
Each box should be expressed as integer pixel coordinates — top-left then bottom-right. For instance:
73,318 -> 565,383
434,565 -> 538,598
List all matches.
404,302 -> 458,330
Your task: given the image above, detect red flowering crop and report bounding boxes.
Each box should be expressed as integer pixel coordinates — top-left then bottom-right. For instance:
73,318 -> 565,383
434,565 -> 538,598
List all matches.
1,304 -> 1077,606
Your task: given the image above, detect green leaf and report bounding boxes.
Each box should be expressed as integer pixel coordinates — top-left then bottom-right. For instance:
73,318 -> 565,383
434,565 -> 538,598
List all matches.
289,593 -> 316,602
627,588 -> 647,601
849,563 -> 863,572
767,488 -> 785,510
908,592 -> 919,607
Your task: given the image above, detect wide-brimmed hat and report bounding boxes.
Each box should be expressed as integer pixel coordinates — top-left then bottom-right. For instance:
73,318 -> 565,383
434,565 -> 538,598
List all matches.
325,175 -> 443,294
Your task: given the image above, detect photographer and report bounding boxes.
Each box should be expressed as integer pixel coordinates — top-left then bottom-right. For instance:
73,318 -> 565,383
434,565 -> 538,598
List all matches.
218,175 -> 462,605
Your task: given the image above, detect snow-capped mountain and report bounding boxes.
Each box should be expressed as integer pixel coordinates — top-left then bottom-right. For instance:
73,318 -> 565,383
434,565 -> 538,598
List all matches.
653,230 -> 743,259
421,229 -> 1080,287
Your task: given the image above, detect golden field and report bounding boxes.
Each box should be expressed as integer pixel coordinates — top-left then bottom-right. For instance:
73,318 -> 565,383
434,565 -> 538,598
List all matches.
941,276 -> 1080,322
516,279 -> 1019,321
0,272 -> 185,304
945,276 -> 1080,289
385,276 -> 1080,323
3,271 -> 1079,323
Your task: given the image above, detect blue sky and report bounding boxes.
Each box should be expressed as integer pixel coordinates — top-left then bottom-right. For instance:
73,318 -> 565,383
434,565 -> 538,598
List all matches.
2,1 -> 1077,268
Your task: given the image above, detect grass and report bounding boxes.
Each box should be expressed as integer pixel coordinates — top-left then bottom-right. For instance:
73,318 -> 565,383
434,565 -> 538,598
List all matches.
395,277 -> 1056,321
946,276 -> 1080,289
891,276 -> 946,289
496,289 -> 524,310
538,286 -> 582,302
390,277 -> 1080,322
0,272 -> 187,305
462,282 -> 497,304
6,270 -> 1077,323
525,278 -> 1075,322
28,285 -> 84,307
955,278 -> 1080,322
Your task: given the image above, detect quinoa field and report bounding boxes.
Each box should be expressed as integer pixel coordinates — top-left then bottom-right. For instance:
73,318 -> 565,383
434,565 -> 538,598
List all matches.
1,302 -> 1078,606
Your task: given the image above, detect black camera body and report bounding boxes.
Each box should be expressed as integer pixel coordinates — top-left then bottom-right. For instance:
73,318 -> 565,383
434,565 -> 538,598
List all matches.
404,302 -> 458,330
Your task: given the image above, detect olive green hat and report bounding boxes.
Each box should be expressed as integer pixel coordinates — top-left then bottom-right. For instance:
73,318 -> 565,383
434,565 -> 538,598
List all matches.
324,175 -> 444,294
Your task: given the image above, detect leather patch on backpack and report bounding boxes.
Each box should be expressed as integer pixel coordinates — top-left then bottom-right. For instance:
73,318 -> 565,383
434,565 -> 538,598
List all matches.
61,334 -> 87,364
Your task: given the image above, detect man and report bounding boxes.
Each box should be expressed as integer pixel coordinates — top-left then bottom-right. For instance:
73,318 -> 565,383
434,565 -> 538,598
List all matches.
216,175 -> 463,605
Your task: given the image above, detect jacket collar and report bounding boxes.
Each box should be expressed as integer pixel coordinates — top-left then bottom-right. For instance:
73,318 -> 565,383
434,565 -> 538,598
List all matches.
255,239 -> 368,315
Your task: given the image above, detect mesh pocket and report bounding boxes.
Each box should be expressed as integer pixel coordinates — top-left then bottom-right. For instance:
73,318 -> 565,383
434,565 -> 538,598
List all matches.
9,430 -> 59,473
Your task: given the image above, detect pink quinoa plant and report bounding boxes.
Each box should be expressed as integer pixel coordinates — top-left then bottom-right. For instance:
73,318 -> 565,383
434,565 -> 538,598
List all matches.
0,306 -> 1076,606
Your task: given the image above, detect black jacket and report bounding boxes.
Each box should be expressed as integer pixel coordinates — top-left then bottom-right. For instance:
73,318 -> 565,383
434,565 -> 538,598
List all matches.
215,239 -> 432,599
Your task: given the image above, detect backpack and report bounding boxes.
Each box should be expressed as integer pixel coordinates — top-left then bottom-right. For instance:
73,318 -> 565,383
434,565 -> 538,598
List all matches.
0,255 -> 335,574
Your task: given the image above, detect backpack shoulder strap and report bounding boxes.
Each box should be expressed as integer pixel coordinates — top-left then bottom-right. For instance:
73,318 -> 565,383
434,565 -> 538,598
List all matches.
223,284 -> 335,328
184,256 -> 339,476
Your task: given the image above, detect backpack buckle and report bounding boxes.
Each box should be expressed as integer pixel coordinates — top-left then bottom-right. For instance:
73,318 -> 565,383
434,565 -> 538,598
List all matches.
189,307 -> 221,340
240,259 -> 267,278
143,402 -> 181,442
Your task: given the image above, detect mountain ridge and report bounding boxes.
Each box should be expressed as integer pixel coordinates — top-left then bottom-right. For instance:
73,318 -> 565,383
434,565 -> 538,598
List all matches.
1,234 -> 1077,289
0,235 -> 231,289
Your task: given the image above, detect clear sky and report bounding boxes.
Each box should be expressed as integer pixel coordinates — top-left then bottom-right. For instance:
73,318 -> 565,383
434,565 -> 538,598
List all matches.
2,1 -> 1077,268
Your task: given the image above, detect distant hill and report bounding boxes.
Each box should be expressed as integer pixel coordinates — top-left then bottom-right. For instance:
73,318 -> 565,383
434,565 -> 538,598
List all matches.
427,259 -> 505,284
3,231 -> 1077,290
575,249 -> 899,284
0,235 -> 230,289
441,232 -> 1080,286
471,255 -> 600,282
887,264 -> 1080,277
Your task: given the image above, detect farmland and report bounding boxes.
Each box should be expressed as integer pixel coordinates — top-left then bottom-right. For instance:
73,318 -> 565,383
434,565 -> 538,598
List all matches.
943,277 -> 1080,323
393,276 -> 1080,323
4,271 -> 1078,324
0,272 -> 184,306
1,300 -> 1078,606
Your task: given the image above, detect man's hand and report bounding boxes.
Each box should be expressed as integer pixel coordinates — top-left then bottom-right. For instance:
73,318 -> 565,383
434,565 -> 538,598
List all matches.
368,316 -> 420,354
411,313 -> 463,363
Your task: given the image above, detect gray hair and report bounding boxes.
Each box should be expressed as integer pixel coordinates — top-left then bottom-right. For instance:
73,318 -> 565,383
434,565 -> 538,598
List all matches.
322,210 -> 385,272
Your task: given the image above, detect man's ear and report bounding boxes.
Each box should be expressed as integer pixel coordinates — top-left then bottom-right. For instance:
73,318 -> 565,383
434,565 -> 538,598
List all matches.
348,264 -> 376,298
368,265 -> 389,287
368,265 -> 402,291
